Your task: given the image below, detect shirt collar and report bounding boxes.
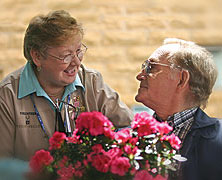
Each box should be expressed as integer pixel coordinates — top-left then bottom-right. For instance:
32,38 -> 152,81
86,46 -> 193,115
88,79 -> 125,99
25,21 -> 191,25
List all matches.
154,107 -> 198,128
18,62 -> 84,100
170,107 -> 198,128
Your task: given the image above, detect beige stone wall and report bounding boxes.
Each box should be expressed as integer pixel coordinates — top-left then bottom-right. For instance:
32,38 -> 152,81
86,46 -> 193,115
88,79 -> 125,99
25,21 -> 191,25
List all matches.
0,0 -> 222,117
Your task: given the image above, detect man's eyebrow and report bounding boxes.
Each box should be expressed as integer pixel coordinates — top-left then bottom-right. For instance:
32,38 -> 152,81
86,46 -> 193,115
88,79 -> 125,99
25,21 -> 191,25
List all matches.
148,58 -> 159,63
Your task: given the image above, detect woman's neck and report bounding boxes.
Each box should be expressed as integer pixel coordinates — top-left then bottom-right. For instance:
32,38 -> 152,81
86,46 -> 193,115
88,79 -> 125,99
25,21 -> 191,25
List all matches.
35,70 -> 65,102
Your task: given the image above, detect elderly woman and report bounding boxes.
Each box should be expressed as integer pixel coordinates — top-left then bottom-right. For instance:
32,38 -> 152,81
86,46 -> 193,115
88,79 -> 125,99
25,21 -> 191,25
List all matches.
0,10 -> 133,161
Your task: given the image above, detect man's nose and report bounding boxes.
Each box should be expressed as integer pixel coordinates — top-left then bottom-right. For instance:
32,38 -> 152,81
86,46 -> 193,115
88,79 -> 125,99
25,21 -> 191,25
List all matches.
136,71 -> 147,81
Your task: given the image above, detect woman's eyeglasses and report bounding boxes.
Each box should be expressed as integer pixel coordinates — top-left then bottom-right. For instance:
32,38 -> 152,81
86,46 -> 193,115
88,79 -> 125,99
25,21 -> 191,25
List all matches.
47,43 -> 88,64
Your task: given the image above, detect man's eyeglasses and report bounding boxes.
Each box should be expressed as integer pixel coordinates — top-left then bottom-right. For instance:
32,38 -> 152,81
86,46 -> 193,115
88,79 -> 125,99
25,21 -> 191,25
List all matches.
47,43 -> 88,64
141,59 -> 182,75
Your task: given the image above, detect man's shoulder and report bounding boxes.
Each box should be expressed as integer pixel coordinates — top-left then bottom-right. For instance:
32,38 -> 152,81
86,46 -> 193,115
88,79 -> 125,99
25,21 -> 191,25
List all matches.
192,108 -> 222,139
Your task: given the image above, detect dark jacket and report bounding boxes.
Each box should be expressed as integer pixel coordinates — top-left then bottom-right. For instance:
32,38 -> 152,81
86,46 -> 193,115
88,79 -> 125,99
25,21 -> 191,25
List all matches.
178,108 -> 222,180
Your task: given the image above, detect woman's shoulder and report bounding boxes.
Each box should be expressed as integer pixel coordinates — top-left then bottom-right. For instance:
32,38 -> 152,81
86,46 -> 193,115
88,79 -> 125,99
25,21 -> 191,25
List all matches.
0,66 -> 24,95
78,64 -> 104,83
79,64 -> 101,76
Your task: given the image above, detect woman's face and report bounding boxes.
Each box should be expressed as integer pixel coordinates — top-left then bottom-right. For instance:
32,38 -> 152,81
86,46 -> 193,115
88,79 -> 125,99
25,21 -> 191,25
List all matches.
36,35 -> 84,89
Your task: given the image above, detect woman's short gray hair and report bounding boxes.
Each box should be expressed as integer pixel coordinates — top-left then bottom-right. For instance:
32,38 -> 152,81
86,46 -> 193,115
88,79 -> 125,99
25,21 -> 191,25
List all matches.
163,38 -> 218,109
23,10 -> 83,69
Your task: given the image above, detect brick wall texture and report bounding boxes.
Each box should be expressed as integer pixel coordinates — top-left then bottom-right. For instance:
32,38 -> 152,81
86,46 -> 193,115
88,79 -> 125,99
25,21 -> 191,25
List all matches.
0,0 -> 222,117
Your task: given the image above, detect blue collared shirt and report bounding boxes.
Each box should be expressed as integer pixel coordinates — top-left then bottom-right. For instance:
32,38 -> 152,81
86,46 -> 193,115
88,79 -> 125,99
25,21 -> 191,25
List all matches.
18,62 -> 84,109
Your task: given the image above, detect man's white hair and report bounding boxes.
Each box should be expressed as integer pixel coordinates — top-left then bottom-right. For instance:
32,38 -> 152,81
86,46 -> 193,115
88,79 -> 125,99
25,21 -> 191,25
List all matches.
163,38 -> 195,46
161,37 -> 217,109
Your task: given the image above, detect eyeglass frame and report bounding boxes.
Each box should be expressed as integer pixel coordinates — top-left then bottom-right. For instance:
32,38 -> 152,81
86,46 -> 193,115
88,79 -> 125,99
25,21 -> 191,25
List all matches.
141,59 -> 182,75
47,43 -> 88,64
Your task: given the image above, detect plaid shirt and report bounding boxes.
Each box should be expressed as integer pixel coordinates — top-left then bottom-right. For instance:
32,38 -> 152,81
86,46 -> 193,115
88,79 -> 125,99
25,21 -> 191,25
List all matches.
154,107 -> 197,146
154,107 -> 198,180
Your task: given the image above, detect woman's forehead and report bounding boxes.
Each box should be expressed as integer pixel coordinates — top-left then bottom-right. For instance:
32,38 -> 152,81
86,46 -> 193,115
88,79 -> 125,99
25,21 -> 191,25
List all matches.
48,36 -> 82,51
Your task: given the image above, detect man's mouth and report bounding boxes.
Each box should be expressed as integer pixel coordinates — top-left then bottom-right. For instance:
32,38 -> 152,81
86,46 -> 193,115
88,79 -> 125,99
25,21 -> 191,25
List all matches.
140,84 -> 148,89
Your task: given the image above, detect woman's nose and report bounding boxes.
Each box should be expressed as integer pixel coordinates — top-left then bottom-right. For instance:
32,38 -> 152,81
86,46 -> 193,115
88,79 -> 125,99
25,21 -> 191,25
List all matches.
71,55 -> 81,66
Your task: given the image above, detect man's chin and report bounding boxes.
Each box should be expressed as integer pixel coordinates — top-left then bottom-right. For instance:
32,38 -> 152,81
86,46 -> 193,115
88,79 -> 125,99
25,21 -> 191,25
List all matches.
135,94 -> 142,103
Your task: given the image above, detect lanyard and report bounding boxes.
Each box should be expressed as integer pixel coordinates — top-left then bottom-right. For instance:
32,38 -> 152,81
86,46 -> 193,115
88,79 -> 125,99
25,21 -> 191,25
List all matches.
30,94 -> 49,139
30,94 -> 71,138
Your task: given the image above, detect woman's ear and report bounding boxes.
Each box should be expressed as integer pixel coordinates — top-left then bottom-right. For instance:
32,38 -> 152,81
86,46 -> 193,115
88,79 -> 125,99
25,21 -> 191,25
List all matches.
177,70 -> 190,89
30,49 -> 42,67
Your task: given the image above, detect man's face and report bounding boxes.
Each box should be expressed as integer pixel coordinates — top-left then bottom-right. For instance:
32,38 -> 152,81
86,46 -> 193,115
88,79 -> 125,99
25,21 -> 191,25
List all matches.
135,46 -> 181,111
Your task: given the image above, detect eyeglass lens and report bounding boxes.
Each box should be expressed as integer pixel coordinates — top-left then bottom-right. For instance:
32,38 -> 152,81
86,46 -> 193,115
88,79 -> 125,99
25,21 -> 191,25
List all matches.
142,60 -> 151,74
63,46 -> 86,63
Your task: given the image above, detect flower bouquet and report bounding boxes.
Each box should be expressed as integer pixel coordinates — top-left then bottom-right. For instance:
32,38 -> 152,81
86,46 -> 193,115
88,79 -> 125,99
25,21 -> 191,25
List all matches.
29,111 -> 186,180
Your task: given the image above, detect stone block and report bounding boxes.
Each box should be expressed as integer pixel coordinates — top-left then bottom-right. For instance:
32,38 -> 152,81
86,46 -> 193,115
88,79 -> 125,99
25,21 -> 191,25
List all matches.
46,0 -> 92,10
126,7 -> 166,15
126,16 -> 165,30
84,31 -> 102,46
103,31 -> 148,46
85,46 -> 125,62
102,16 -> 125,30
191,30 -> 222,45
127,46 -> 158,61
149,31 -> 191,45
205,91 -> 222,118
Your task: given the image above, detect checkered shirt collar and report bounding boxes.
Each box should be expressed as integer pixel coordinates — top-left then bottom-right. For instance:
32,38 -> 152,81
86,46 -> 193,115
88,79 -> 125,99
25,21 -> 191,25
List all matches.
168,107 -> 198,129
154,107 -> 197,127
154,107 -> 198,142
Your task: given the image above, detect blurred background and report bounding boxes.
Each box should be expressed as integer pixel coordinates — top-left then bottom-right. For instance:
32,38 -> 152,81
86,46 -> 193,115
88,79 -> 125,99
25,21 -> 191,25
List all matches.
0,0 -> 222,117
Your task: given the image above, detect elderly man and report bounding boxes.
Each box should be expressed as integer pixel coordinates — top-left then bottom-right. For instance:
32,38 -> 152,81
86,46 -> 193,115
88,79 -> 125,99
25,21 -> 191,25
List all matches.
135,38 -> 222,180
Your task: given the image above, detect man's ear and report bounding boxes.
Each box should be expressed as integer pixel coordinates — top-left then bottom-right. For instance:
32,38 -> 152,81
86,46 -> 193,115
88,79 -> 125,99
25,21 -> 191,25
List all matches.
30,49 -> 42,67
177,70 -> 190,89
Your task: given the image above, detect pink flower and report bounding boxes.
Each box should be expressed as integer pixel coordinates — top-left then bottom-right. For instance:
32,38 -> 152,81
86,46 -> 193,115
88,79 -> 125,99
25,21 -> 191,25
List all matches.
110,156 -> 131,176
91,144 -> 103,153
129,137 -> 138,146
156,122 -> 173,135
124,145 -> 132,154
73,161 -> 84,178
87,144 -> 112,173
134,170 -> 153,180
75,113 -> 90,131
73,168 -> 84,178
49,131 -> 66,150
57,164 -> 75,180
124,145 -> 138,155
153,174 -> 168,180
83,159 -> 88,167
104,127 -> 115,139
161,133 -> 181,150
132,112 -> 158,137
108,147 -> 123,159
67,129 -> 81,144
29,150 -> 53,173
90,152 -> 111,173
58,156 -> 69,168
114,128 -> 132,143
76,111 -> 114,136
134,170 -> 167,180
